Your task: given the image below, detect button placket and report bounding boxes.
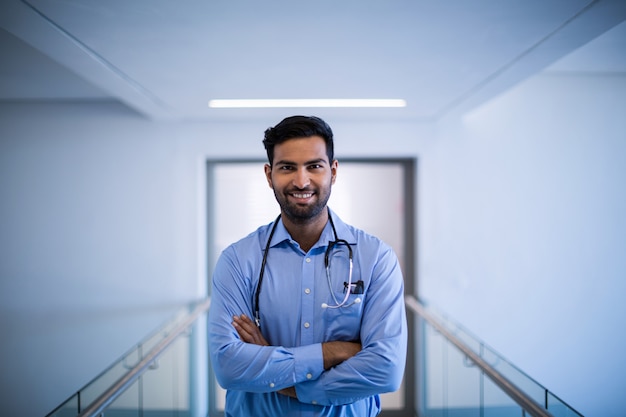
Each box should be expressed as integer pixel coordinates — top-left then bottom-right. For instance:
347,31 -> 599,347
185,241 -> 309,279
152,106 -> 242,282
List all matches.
300,254 -> 316,344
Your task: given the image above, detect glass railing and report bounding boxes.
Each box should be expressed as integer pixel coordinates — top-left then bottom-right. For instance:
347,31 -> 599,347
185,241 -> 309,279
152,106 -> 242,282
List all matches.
407,296 -> 583,417
45,299 -> 210,417
47,296 -> 583,417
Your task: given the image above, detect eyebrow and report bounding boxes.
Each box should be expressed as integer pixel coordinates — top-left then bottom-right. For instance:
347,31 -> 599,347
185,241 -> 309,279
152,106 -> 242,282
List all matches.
274,158 -> 328,166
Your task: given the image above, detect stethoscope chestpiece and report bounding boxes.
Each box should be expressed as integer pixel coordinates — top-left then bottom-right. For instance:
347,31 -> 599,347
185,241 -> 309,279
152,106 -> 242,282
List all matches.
321,297 -> 361,309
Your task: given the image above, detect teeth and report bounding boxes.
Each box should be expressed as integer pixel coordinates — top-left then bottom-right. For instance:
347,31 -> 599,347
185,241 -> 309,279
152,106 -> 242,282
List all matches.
293,193 -> 313,198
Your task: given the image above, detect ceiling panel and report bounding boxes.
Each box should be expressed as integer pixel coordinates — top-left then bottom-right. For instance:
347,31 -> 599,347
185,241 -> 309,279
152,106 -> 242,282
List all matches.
1,0 -> 624,121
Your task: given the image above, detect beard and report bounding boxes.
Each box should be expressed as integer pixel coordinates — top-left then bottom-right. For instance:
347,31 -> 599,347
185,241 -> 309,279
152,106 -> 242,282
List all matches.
273,185 -> 332,225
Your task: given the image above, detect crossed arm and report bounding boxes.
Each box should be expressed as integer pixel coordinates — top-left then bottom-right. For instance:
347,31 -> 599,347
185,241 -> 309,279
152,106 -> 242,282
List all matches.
210,242 -> 407,405
232,314 -> 361,398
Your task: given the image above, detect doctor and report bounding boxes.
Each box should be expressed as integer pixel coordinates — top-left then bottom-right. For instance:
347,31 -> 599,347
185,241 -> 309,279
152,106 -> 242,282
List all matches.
208,115 -> 407,416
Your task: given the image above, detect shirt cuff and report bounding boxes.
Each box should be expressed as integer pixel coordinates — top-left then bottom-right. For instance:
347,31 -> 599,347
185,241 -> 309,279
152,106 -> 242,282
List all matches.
295,377 -> 329,406
293,343 -> 324,383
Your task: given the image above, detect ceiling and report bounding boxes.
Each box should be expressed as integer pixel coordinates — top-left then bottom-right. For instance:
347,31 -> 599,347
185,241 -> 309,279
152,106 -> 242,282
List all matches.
1,0 -> 625,122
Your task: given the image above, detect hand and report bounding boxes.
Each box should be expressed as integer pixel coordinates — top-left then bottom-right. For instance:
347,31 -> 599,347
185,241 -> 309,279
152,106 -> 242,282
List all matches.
232,314 -> 269,346
277,387 -> 297,398
322,341 -> 362,370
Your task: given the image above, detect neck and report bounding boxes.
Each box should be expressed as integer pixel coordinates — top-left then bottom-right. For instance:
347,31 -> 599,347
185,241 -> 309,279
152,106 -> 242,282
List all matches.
281,208 -> 329,252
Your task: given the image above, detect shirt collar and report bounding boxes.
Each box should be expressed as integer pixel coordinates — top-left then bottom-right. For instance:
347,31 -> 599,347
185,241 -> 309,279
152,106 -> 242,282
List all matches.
321,208 -> 357,246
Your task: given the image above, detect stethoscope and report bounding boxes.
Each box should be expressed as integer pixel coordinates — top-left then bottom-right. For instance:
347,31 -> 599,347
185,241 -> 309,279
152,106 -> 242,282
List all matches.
254,208 -> 361,328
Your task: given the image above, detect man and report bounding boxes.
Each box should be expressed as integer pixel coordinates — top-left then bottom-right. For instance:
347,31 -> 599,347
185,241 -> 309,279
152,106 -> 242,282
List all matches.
208,115 -> 407,416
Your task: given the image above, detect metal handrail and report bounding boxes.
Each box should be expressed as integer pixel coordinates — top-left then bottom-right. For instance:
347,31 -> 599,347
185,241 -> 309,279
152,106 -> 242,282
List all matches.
77,298 -> 211,417
405,295 -> 554,417
63,295 -> 556,416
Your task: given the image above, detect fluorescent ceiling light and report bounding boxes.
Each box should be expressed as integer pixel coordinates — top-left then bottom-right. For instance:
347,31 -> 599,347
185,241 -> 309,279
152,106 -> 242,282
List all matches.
208,99 -> 406,108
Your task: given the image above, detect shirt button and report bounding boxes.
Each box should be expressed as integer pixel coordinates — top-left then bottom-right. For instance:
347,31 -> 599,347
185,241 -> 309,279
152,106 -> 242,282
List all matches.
312,400 -> 318,405
269,383 -> 275,388
303,322 -> 310,328
306,373 -> 313,379
306,257 -> 311,263
304,288 -> 311,294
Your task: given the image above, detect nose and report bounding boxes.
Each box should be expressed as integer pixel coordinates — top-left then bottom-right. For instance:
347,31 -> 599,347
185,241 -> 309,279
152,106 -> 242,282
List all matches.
292,167 -> 310,189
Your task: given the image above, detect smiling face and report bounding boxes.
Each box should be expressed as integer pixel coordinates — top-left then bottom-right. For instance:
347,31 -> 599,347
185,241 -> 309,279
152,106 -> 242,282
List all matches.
264,135 -> 337,225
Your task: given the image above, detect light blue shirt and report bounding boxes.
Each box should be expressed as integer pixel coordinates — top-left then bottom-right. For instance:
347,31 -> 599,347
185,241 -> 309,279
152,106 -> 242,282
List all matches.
208,209 -> 407,417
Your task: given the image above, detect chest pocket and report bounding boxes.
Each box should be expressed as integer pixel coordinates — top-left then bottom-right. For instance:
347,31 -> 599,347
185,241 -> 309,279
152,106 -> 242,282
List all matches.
322,281 -> 367,341
321,241 -> 366,340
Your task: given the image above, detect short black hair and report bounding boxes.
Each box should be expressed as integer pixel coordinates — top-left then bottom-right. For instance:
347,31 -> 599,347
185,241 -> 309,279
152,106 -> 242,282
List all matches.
263,115 -> 334,166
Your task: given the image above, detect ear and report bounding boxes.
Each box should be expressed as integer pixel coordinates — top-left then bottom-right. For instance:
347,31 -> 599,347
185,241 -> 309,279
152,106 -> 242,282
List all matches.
330,159 -> 338,185
264,164 -> 273,188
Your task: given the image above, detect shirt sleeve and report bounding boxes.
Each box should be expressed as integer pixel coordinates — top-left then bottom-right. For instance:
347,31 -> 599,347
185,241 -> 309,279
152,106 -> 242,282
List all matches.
294,243 -> 408,406
208,245 -> 325,392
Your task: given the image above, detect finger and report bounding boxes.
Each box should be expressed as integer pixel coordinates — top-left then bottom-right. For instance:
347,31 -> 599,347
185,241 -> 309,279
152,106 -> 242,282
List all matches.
235,315 -> 263,342
236,314 -> 258,333
233,314 -> 270,346
232,316 -> 255,342
238,314 -> 256,327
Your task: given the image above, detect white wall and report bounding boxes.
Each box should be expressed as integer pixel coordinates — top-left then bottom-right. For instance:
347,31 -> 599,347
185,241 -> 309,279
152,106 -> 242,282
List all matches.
420,73 -> 626,416
0,101 -> 428,416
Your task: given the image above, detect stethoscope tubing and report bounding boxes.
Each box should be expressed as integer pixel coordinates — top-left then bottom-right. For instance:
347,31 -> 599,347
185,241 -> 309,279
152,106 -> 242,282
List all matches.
254,208 -> 355,329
